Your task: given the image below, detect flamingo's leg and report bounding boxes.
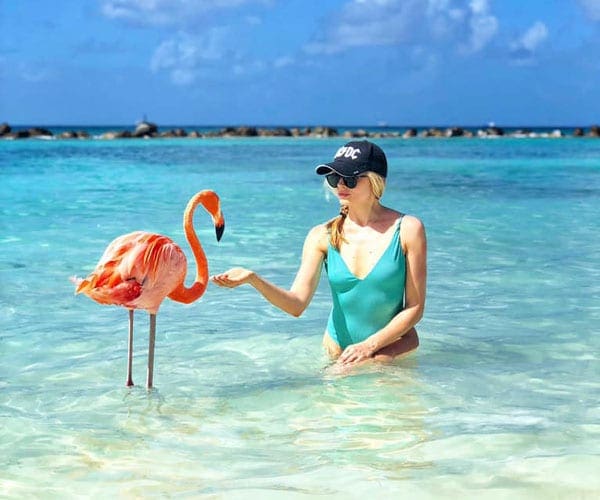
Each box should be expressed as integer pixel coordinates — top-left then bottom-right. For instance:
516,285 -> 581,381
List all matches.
126,309 -> 134,387
146,314 -> 156,389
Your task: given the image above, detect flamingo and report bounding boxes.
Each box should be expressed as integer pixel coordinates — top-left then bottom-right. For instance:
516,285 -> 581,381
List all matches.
73,190 -> 224,389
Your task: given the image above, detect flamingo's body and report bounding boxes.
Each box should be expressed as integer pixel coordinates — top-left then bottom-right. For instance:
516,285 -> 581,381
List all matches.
73,190 -> 224,388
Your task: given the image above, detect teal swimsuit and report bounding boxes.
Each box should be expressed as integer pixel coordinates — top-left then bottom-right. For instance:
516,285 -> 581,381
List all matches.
324,217 -> 406,349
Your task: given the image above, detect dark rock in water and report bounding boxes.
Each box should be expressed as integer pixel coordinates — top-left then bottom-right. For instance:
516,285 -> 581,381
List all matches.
133,121 -> 158,137
445,127 -> 465,137
59,130 -> 90,139
188,130 -> 202,138
589,125 -> 599,137
101,130 -> 132,139
5,130 -> 30,139
220,127 -> 237,137
573,128 -> 585,137
312,126 -> 338,137
173,128 -> 187,137
59,131 -> 78,139
236,126 -> 258,137
421,127 -> 444,137
28,127 -> 53,137
402,128 -> 417,138
160,128 -> 188,138
271,127 -> 292,137
486,126 -> 504,136
0,123 -> 11,136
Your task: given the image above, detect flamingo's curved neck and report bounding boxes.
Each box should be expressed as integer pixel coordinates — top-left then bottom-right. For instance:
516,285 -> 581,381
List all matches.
168,193 -> 210,304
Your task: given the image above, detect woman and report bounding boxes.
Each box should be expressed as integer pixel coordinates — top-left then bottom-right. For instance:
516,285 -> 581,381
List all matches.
211,140 -> 426,368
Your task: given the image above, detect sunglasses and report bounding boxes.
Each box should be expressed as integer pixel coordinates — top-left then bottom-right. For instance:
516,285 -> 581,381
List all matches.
325,173 -> 367,189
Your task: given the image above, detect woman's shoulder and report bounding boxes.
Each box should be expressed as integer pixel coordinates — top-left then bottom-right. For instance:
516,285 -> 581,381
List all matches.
305,222 -> 330,252
399,213 -> 425,231
398,213 -> 426,250
381,208 -> 423,230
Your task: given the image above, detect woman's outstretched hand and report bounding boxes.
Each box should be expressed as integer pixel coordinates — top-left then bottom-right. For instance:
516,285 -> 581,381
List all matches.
211,267 -> 255,288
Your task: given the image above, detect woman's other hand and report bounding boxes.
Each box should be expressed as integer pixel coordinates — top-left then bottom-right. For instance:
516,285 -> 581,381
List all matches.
337,341 -> 375,366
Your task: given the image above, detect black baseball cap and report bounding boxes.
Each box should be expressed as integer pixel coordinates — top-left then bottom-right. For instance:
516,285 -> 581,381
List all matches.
315,140 -> 387,178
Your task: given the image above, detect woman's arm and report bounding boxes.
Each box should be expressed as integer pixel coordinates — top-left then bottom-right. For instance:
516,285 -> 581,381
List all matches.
338,215 -> 427,364
211,225 -> 327,317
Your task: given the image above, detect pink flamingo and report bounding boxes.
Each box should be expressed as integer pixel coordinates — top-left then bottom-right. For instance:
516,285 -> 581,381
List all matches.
73,190 -> 224,388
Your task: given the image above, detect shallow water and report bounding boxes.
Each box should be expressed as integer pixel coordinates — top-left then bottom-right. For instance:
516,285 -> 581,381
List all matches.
1,137 -> 599,498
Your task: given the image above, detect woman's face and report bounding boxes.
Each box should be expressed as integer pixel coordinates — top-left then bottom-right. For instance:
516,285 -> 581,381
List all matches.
334,175 -> 374,205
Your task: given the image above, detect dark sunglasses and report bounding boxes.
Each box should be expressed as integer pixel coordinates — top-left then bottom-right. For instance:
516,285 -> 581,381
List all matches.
325,173 -> 367,189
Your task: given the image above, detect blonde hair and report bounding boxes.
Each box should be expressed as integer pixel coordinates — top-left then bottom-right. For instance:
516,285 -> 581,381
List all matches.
326,172 -> 386,251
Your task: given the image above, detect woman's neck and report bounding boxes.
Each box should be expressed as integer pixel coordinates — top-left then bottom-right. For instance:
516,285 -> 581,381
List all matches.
345,201 -> 383,227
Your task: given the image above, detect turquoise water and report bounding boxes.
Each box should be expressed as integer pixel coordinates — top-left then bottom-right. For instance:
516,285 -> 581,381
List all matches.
1,137 -> 599,498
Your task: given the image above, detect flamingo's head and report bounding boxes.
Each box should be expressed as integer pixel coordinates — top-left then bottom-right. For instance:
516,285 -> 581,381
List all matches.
194,190 -> 225,241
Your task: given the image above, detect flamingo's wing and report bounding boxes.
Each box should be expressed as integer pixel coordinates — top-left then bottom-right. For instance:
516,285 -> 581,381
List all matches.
75,231 -> 186,310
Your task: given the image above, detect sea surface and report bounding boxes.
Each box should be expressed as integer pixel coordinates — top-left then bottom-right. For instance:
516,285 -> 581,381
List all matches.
1,135 -> 599,498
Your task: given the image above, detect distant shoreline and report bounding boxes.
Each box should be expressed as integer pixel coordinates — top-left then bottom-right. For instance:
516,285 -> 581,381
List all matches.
1,121 -> 599,140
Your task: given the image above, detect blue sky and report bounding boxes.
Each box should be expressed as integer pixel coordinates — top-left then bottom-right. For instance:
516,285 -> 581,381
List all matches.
1,0 -> 599,126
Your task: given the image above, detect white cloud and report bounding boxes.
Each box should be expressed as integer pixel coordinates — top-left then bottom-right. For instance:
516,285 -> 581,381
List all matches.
459,0 -> 498,54
15,62 -> 57,83
150,30 -> 228,84
510,21 -> 549,54
518,21 -> 549,52
273,56 -> 294,68
578,0 -> 600,21
101,0 -> 265,27
509,21 -> 549,66
150,29 -> 272,84
304,0 -> 498,56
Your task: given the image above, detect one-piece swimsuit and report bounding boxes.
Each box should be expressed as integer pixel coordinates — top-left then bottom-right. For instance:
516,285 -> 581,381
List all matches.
324,216 -> 406,349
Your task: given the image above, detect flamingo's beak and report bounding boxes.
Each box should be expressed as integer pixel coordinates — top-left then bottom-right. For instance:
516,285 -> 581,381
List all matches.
215,222 -> 225,242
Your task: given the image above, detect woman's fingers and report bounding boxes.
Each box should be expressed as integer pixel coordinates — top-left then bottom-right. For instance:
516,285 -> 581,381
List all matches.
210,273 -> 234,286
211,268 -> 251,287
338,343 -> 371,365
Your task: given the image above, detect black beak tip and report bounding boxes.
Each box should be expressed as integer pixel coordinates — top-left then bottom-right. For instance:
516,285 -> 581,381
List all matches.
216,223 -> 225,242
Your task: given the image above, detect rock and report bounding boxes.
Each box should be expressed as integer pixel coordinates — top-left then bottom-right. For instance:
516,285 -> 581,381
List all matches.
311,126 -> 338,137
101,130 -> 132,139
477,126 -> 504,137
421,128 -> 443,137
160,128 -> 188,138
0,123 -> 11,136
402,128 -> 417,138
236,126 -> 258,137
573,128 -> 585,137
28,127 -> 53,137
59,131 -> 78,139
257,127 -> 292,137
445,127 -> 465,137
133,121 -> 158,137
220,127 -> 237,137
4,130 -> 30,139
589,125 -> 600,137
486,126 -> 504,136
188,130 -> 202,138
